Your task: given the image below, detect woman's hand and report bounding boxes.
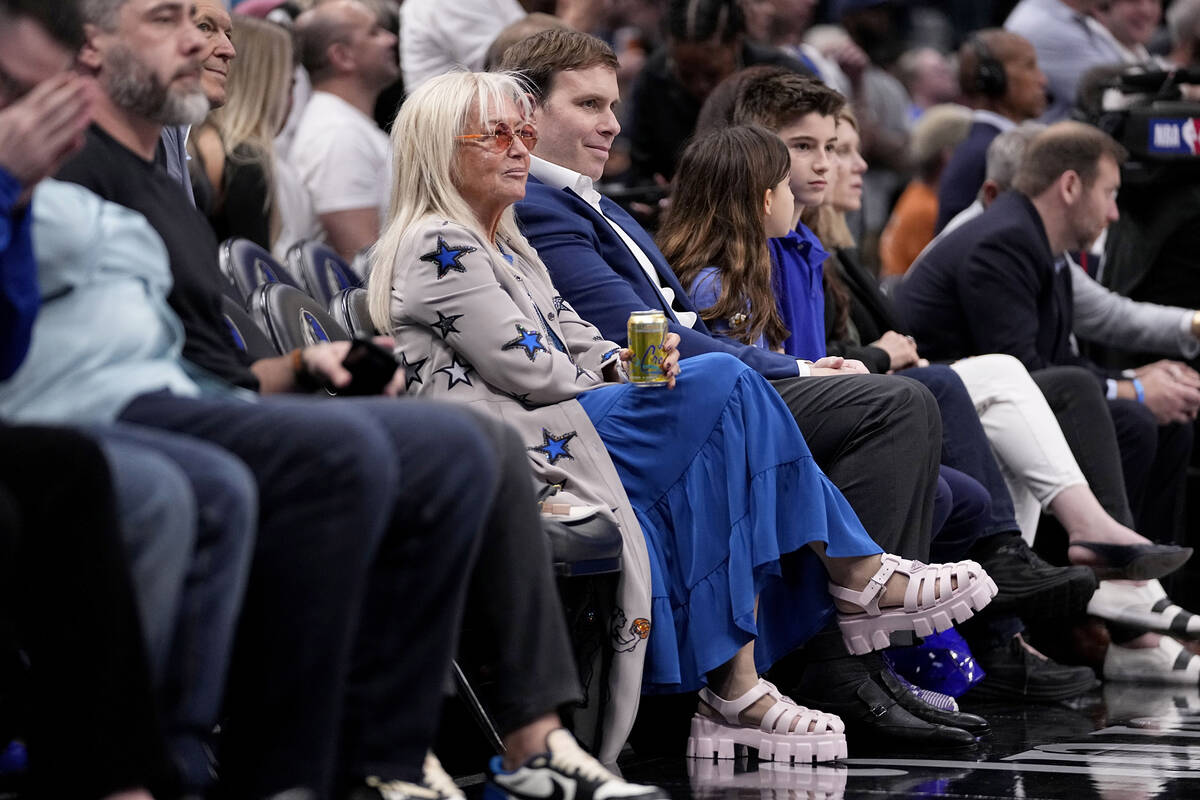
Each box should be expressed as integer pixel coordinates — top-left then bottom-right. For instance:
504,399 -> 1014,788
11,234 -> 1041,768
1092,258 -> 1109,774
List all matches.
618,332 -> 682,389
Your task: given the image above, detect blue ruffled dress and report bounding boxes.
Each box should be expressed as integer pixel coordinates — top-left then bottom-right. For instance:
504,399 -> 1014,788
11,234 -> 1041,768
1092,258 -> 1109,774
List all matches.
577,352 -> 881,693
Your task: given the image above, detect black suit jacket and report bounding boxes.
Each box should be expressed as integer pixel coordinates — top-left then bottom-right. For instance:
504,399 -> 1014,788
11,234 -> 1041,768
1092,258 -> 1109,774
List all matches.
823,248 -> 898,374
895,190 -> 1112,388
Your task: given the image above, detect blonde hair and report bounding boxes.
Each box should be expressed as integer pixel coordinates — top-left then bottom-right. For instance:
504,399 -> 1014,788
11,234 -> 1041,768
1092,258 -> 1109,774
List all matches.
367,71 -> 540,332
208,16 -> 293,217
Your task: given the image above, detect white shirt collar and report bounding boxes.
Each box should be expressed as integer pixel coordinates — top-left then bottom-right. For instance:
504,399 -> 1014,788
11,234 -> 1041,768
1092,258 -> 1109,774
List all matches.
530,155 -> 602,207
972,109 -> 1018,132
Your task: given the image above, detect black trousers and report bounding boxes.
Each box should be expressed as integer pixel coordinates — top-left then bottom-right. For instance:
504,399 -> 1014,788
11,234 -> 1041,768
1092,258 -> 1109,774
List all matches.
0,425 -> 168,799
1031,366 -> 1192,543
121,393 -> 578,797
771,373 -> 942,559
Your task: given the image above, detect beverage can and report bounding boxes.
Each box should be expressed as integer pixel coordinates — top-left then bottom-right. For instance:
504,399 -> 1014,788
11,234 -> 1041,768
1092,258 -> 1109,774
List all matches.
627,311 -> 669,386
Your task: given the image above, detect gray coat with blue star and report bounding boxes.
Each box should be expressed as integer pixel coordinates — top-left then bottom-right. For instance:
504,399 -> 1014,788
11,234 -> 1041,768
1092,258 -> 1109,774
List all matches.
387,216 -> 653,763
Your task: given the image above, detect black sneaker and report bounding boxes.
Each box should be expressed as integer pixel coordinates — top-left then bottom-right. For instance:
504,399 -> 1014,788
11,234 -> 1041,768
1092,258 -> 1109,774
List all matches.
485,729 -> 667,800
972,534 -> 1097,619
968,634 -> 1100,702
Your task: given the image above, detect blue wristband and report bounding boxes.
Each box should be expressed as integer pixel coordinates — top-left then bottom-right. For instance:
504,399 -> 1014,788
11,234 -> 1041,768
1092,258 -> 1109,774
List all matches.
1132,377 -> 1146,404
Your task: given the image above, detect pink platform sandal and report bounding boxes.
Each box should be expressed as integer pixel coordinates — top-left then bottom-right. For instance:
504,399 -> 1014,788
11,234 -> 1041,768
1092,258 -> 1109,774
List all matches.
830,554 -> 998,655
686,678 -> 847,764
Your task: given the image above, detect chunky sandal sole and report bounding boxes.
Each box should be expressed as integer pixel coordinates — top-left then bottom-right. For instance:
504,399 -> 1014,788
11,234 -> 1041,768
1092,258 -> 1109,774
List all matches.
838,573 -> 998,655
685,714 -> 847,764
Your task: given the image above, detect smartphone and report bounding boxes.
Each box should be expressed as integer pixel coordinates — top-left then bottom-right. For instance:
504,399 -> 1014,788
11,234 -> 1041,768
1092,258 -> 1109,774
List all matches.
339,339 -> 400,396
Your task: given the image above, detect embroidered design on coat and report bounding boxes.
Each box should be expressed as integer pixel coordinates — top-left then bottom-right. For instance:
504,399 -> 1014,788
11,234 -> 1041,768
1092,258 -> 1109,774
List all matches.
434,354 -> 474,390
420,237 -> 477,279
431,311 -> 464,340
398,352 -> 427,391
529,428 -> 578,465
502,324 -> 549,362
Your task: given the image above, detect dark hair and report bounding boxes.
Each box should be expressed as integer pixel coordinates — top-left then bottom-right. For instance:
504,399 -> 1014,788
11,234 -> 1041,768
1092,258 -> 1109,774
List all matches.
1013,121 -> 1128,197
731,70 -> 845,132
658,125 -> 791,349
667,0 -> 744,44
0,0 -> 85,49
695,65 -> 791,138
496,29 -> 619,101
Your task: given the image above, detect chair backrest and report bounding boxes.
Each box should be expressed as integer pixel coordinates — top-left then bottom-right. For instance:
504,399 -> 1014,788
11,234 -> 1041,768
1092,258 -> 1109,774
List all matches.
246,281 -> 349,354
220,295 -> 278,362
328,287 -> 377,340
286,239 -> 363,306
219,238 -> 302,302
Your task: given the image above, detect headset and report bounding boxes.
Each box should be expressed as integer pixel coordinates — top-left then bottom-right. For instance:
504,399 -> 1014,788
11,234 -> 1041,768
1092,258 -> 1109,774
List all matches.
968,34 -> 1007,98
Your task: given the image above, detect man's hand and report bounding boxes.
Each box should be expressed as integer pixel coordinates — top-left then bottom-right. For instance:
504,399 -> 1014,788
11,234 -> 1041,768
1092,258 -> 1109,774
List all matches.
1135,362 -> 1200,424
1135,359 -> 1200,389
0,74 -> 94,196
870,330 -> 920,371
810,355 -> 869,376
300,335 -> 404,396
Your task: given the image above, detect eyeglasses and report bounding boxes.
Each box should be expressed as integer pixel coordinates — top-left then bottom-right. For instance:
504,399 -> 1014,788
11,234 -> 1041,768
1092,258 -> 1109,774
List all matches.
456,122 -> 538,153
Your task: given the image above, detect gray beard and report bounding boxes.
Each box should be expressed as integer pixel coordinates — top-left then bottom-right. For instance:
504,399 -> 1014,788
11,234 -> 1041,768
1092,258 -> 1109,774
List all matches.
105,44 -> 209,126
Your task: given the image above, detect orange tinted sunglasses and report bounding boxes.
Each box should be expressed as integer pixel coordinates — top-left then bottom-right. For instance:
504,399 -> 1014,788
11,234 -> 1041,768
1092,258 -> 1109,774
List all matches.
456,122 -> 539,153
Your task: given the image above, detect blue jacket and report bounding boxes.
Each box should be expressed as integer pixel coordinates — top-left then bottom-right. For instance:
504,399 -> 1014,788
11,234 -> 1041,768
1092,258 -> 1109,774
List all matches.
0,168 -> 36,380
515,176 -> 802,379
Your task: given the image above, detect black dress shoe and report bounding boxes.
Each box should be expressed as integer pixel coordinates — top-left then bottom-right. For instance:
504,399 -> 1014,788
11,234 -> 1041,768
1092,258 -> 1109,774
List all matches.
971,533 -> 1097,619
967,634 -> 1099,702
1069,541 -> 1193,581
782,633 -> 977,750
876,664 -> 990,734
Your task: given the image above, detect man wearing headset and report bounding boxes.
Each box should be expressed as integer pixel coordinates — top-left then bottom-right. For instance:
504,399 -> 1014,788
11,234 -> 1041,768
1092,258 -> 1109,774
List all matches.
935,29 -> 1048,232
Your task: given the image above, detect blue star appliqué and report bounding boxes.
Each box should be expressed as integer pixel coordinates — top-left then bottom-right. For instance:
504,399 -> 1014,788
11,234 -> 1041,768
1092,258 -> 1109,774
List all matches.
431,311 -> 464,340
533,304 -> 569,354
434,354 -> 474,390
420,237 -> 477,279
502,324 -> 549,362
530,428 -> 578,465
601,347 -> 620,362
398,352 -> 427,391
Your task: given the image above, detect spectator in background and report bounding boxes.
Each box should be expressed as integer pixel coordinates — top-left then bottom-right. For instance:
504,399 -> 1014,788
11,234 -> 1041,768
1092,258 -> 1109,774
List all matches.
190,15 -> 320,261
802,22 -> 909,265
935,29 -> 1046,231
898,46 -> 960,124
485,12 -> 570,69
627,0 -> 810,185
291,0 -> 398,261
1166,0 -> 1200,68
1091,0 -> 1163,63
878,103 -> 971,278
1005,0 -> 1122,122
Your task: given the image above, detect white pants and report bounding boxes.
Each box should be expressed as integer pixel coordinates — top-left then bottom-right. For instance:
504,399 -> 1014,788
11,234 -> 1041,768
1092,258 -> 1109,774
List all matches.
950,354 -> 1088,544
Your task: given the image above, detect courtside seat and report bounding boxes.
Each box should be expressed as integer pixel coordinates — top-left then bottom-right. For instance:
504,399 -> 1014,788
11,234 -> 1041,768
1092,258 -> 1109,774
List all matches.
328,287 -> 377,340
219,238 -> 303,302
286,239 -> 363,306
246,281 -> 349,354
220,295 -> 277,362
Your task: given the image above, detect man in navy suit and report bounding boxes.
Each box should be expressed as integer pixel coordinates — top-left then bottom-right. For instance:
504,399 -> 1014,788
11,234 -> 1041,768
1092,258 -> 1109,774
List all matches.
501,30 -> 943,571
935,29 -> 1048,232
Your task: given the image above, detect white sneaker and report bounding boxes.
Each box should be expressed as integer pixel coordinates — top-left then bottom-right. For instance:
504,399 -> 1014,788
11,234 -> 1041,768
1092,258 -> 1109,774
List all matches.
1088,580 -> 1200,637
485,729 -> 667,800
1104,637 -> 1200,685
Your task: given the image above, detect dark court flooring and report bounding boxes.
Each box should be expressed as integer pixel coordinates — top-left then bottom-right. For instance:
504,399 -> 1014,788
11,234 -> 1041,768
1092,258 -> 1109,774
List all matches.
460,683 -> 1200,800
628,685 -> 1200,800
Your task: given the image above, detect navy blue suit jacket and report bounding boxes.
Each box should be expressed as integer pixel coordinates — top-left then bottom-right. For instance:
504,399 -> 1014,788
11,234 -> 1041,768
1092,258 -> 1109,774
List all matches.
934,120 -> 1003,233
515,176 -> 802,379
896,191 -> 1112,388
